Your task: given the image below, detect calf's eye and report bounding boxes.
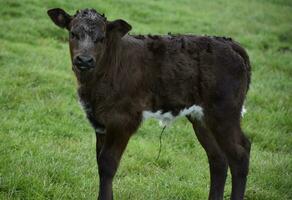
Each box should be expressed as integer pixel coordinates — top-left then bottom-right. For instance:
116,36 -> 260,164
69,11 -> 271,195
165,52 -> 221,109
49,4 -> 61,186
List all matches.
70,32 -> 79,40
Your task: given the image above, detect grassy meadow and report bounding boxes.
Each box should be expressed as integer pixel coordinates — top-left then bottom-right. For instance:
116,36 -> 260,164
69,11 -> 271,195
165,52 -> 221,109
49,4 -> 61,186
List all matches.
0,0 -> 291,199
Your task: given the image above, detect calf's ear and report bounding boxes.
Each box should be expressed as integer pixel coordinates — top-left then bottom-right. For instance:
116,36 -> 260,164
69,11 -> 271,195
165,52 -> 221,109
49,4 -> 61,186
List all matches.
47,8 -> 72,29
107,19 -> 132,37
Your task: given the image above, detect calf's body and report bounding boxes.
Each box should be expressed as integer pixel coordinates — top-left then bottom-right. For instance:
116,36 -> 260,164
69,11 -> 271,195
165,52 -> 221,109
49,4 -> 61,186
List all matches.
48,8 -> 251,200
80,34 -> 250,128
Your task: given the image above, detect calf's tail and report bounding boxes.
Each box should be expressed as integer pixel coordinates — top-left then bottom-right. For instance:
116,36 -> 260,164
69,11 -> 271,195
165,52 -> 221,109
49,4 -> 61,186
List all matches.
230,42 -> 252,93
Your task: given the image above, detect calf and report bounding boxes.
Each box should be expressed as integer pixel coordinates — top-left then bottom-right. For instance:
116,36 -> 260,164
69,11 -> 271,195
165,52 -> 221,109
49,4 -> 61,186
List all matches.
48,8 -> 251,200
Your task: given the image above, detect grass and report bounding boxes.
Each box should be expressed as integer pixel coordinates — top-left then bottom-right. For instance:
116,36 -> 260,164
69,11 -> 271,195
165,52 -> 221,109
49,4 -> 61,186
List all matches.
0,0 -> 291,199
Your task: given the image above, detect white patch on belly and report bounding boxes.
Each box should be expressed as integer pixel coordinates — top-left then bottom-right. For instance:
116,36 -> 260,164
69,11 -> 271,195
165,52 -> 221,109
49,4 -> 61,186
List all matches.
241,106 -> 247,117
142,104 -> 204,126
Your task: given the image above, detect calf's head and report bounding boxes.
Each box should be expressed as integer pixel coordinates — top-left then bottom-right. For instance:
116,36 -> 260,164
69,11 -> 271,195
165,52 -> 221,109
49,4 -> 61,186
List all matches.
47,8 -> 131,72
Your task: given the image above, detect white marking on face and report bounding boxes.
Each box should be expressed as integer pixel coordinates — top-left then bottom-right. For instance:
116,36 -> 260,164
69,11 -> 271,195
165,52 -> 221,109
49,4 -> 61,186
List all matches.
142,104 -> 204,126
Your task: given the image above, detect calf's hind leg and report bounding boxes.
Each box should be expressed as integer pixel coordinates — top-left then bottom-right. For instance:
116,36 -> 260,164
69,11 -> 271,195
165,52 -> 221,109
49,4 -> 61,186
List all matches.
189,117 -> 228,200
207,115 -> 251,200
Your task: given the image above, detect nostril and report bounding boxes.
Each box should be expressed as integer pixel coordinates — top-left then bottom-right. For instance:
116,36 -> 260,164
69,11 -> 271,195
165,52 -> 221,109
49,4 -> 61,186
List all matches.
88,58 -> 94,65
74,56 -> 85,65
76,56 -> 83,62
86,57 -> 94,64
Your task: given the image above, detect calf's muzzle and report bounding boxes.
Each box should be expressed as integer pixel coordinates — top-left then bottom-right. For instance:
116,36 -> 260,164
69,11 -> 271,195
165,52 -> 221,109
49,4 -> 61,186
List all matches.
73,55 -> 95,71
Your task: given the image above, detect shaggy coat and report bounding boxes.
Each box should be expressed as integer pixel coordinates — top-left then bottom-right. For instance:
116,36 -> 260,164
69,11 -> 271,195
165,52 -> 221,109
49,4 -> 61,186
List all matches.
78,34 -> 250,133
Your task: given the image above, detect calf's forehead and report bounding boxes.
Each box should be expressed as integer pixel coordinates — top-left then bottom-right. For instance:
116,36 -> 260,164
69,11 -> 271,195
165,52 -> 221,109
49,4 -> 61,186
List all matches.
70,9 -> 106,31
71,18 -> 104,32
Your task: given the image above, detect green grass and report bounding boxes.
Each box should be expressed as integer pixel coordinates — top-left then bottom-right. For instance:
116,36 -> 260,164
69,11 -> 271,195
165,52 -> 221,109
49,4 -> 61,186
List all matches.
0,0 -> 291,199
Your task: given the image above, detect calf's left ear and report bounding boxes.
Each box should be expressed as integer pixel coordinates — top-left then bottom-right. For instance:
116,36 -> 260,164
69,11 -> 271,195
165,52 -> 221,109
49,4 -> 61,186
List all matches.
107,19 -> 132,37
47,8 -> 72,30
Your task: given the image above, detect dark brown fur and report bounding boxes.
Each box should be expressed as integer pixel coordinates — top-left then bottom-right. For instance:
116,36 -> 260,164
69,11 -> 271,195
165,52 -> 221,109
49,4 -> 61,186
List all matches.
48,8 -> 251,200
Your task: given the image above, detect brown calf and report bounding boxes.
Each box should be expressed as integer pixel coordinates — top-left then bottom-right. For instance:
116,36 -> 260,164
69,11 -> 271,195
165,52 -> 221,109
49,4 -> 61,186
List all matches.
48,8 -> 251,200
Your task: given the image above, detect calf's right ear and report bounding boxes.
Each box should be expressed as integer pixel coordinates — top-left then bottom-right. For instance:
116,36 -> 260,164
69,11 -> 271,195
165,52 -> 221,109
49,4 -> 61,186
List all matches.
47,8 -> 72,29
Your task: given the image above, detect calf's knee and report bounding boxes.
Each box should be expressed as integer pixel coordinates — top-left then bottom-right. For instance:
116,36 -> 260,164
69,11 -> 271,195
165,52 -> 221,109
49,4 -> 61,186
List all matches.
98,153 -> 118,179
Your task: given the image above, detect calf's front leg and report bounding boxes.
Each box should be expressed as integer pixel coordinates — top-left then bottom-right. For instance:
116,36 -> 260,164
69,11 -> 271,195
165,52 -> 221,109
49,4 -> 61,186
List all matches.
97,126 -> 132,200
96,133 -> 105,162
